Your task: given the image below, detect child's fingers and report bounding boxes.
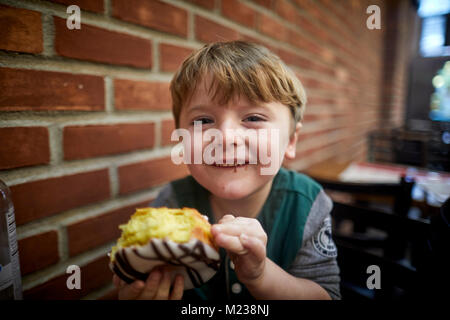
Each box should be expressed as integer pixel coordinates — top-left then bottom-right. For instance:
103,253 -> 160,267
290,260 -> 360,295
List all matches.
137,270 -> 162,300
215,232 -> 248,255
118,280 -> 145,300
153,269 -> 172,300
218,214 -> 235,224
212,223 -> 254,238
240,233 -> 266,262
112,274 -> 120,289
112,274 -> 127,289
169,275 -> 184,300
212,221 -> 266,248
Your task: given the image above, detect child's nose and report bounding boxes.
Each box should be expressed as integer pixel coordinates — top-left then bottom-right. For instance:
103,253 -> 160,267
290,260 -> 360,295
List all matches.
218,119 -> 245,147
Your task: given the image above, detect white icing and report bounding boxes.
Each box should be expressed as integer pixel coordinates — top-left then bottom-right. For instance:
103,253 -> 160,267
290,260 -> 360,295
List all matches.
110,238 -> 220,290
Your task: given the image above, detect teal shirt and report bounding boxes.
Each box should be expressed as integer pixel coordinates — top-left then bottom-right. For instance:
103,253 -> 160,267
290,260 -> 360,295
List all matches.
165,167 -> 324,300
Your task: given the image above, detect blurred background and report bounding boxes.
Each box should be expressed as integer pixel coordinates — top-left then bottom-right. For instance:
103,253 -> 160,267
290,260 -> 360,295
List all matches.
0,0 -> 448,300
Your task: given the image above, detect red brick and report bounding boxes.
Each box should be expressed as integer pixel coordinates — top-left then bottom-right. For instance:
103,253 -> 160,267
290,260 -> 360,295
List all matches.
306,62 -> 335,78
161,119 -> 176,146
251,0 -> 273,9
183,0 -> 215,10
11,169 -> 110,225
114,79 -> 171,111
18,231 -> 59,275
288,29 -> 323,56
63,123 -> 155,160
159,43 -> 193,72
318,0 -> 355,35
67,198 -> 153,256
24,255 -> 111,300
258,13 -> 289,41
276,49 -> 335,76
298,127 -> 344,141
118,157 -> 189,195
293,0 -> 327,26
0,5 -> 43,54
0,67 -> 104,111
308,96 -> 336,106
51,0 -> 104,13
195,16 -> 240,43
222,0 -> 256,28
275,0 -> 301,25
294,137 -> 347,159
300,75 -> 338,91
54,17 -> 152,68
238,34 -> 279,54
277,49 -> 310,69
112,0 -> 188,37
0,127 -> 50,170
295,15 -> 330,43
302,114 -> 321,122
294,0 -> 355,50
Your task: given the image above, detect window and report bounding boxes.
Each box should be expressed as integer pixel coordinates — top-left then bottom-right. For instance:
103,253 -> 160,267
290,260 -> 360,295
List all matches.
419,0 -> 450,56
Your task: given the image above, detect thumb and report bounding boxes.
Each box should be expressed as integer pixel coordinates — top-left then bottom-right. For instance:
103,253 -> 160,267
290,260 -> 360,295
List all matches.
118,280 -> 145,300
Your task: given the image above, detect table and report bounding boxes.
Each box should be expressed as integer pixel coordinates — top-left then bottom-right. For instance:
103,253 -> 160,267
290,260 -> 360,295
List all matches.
304,160 -> 450,217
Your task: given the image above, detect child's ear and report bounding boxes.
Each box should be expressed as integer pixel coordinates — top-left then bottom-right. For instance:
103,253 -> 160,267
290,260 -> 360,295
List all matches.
284,122 -> 302,160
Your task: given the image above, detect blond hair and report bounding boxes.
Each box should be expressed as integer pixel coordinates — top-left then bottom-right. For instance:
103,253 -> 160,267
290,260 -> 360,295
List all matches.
170,41 -> 307,131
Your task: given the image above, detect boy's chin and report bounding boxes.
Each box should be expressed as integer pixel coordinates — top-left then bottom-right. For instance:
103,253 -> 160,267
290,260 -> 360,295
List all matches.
207,183 -> 263,200
209,183 -> 256,200
188,164 -> 273,200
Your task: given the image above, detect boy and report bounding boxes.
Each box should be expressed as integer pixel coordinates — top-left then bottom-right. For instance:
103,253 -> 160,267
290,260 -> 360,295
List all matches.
113,41 -> 341,300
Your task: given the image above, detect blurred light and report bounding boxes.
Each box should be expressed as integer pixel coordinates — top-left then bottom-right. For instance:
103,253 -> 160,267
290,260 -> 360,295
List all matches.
432,74 -> 445,87
412,184 -> 425,201
444,61 -> 450,71
442,131 -> 450,144
420,15 -> 447,56
418,0 -> 450,18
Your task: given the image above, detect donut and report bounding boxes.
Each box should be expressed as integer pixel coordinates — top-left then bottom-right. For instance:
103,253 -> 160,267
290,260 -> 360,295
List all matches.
109,207 -> 220,290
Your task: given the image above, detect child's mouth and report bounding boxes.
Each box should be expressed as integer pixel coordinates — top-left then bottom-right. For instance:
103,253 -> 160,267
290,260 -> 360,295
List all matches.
209,161 -> 250,171
212,163 -> 248,168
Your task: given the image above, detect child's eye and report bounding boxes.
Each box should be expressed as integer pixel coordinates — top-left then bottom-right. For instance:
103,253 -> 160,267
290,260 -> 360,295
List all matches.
191,118 -> 213,125
244,115 -> 265,122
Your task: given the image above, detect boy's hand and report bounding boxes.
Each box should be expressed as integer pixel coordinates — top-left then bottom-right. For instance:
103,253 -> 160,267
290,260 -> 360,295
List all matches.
112,267 -> 184,300
211,215 -> 267,286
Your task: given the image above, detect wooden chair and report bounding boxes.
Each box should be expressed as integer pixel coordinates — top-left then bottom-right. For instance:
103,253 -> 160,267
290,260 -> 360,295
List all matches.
367,129 -> 395,163
312,176 -> 414,217
331,201 -> 433,301
312,176 -> 415,260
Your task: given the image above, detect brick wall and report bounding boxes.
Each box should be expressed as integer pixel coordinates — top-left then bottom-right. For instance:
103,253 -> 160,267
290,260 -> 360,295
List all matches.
0,0 -> 413,299
380,0 -> 416,128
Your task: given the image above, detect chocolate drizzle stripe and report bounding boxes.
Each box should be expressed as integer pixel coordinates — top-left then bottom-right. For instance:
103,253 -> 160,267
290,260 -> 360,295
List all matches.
151,241 -> 174,264
116,250 -> 147,282
179,241 -> 220,270
163,241 -> 203,287
133,247 -> 160,261
185,267 -> 201,288
113,239 -> 220,288
112,264 -> 134,284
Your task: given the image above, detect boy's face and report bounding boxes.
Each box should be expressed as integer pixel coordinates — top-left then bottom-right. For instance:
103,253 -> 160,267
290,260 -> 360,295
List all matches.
177,77 -> 301,200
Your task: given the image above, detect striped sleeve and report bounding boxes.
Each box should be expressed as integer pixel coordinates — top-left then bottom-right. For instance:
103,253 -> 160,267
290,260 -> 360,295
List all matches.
286,189 -> 341,300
